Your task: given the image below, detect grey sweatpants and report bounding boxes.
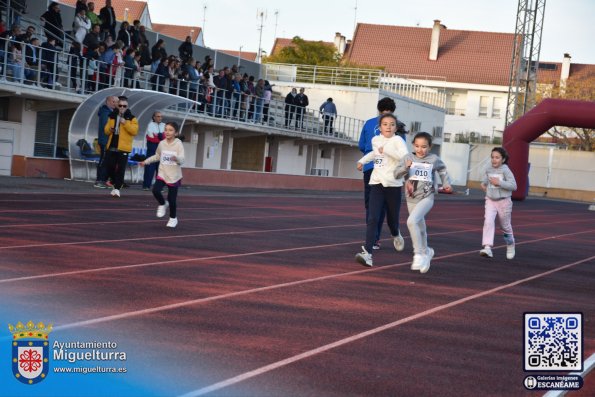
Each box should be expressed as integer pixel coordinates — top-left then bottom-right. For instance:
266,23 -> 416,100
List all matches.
406,195 -> 435,255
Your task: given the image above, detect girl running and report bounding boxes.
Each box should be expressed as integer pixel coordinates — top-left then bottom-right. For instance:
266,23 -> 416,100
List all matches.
355,113 -> 409,267
479,147 -> 517,259
140,121 -> 185,228
395,132 -> 451,273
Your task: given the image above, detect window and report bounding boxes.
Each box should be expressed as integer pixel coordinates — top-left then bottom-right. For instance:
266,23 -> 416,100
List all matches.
34,111 -> 58,157
34,109 -> 72,158
444,133 -> 451,142
432,126 -> 443,138
479,96 -> 489,117
0,98 -> 8,121
492,97 -> 502,118
410,121 -> 421,133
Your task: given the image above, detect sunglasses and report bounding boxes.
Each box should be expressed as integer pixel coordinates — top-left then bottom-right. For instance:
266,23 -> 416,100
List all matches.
118,105 -> 128,108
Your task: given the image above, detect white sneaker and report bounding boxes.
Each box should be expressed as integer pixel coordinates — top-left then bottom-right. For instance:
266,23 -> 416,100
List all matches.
479,246 -> 493,258
411,254 -> 424,270
166,217 -> 178,228
419,247 -> 434,274
156,202 -> 169,218
506,244 -> 515,260
355,246 -> 373,267
110,189 -> 120,198
393,233 -> 405,252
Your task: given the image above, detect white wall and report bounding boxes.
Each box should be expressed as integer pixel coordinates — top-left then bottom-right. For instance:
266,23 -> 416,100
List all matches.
275,140 -> 307,175
440,142 -> 470,186
200,130 -> 225,170
468,144 -> 595,192
270,83 -> 445,140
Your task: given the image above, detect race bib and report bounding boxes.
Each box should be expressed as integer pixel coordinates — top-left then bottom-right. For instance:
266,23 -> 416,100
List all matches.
488,173 -> 503,188
160,150 -> 177,165
409,162 -> 433,182
374,154 -> 386,168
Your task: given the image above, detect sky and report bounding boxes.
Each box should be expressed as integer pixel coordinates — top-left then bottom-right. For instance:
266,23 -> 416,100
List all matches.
147,0 -> 595,65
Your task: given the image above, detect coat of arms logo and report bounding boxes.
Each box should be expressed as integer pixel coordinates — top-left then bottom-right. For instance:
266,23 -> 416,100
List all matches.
8,321 -> 53,385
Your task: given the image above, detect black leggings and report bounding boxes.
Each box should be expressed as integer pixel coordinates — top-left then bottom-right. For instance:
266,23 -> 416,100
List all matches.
152,179 -> 179,218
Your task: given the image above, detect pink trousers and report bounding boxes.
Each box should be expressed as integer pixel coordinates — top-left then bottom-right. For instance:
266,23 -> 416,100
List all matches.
482,197 -> 514,247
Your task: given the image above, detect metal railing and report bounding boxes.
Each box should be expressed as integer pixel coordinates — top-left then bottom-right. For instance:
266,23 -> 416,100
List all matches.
0,40 -> 363,143
263,62 -> 447,108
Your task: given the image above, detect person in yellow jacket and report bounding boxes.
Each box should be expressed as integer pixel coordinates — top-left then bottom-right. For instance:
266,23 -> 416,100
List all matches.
103,96 -> 139,197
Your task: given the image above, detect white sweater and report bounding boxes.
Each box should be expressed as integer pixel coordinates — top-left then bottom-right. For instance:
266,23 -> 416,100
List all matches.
358,134 -> 408,187
144,138 -> 185,184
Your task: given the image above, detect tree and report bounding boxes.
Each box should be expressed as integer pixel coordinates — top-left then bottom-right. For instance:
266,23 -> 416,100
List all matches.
537,71 -> 595,151
264,36 -> 340,66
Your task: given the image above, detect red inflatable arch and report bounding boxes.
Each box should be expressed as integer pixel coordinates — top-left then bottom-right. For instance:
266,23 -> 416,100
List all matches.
503,98 -> 595,200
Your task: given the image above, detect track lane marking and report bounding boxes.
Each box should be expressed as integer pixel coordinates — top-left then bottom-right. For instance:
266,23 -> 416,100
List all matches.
177,254 -> 595,397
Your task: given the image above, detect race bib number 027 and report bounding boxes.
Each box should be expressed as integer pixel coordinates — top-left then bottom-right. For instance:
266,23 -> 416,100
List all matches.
409,162 -> 433,182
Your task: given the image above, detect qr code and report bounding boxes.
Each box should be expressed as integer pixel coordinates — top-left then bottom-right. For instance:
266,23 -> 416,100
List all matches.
524,313 -> 582,371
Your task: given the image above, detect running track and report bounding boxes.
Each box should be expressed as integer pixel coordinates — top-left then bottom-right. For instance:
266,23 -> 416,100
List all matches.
0,181 -> 593,397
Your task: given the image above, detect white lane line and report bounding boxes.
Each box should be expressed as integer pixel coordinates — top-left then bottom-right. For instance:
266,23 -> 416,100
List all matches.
0,213 -> 345,229
44,230 -> 594,332
1,223 -> 592,285
177,255 -> 595,397
0,223 -> 362,250
0,216 -> 589,251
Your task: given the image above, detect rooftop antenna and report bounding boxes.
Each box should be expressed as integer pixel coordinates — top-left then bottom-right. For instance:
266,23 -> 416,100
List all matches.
353,0 -> 358,32
202,3 -> 207,36
273,9 -> 279,40
256,9 -> 267,63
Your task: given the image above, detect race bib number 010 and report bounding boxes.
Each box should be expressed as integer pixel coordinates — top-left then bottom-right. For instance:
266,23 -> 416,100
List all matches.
409,162 -> 433,182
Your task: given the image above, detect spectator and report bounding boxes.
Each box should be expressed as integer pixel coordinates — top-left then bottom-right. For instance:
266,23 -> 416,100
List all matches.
94,95 -> 118,188
284,88 -> 297,127
178,36 -> 193,62
319,97 -> 337,135
86,50 -> 99,92
129,20 -> 141,49
151,39 -> 166,73
86,2 -> 101,27
9,42 -> 25,83
142,111 -> 165,190
16,25 -> 35,43
294,87 -> 309,129
253,78 -> 265,123
262,80 -> 273,123
40,36 -> 59,88
103,96 -> 139,198
75,0 -> 88,14
40,2 -> 64,47
73,8 -> 91,46
83,23 -> 101,54
116,21 -> 131,48
68,41 -> 83,91
99,0 -> 116,42
24,37 -> 41,85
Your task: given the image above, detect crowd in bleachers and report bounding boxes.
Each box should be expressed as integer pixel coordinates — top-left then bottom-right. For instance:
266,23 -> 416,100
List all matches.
1,0 -> 279,124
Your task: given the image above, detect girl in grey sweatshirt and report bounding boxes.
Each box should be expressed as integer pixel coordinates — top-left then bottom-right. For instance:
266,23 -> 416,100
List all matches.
479,147 -> 517,259
395,132 -> 451,274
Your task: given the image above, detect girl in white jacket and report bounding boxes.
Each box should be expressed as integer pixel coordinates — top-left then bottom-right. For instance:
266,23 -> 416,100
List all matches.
355,113 -> 409,266
141,122 -> 185,228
